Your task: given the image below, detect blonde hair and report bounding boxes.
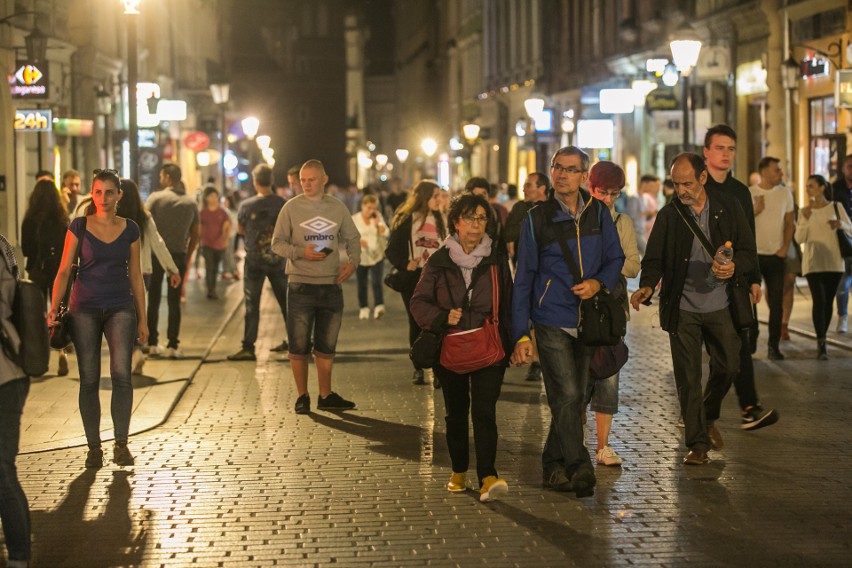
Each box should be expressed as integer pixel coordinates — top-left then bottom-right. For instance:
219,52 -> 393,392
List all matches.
301,159 -> 326,175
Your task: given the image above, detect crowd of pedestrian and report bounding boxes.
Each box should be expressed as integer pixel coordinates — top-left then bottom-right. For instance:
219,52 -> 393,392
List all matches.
3,118 -> 852,566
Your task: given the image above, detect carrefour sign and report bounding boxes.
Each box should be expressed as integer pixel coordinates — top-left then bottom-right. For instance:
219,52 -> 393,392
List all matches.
9,61 -> 49,99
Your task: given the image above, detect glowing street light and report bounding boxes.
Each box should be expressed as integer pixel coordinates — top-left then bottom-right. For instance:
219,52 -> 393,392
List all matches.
462,123 -> 481,144
524,97 -> 545,119
421,138 -> 438,157
196,151 -> 211,167
395,148 -> 409,163
241,116 -> 260,140
256,135 -> 271,150
670,30 -> 702,148
121,0 -> 141,14
375,153 -> 389,168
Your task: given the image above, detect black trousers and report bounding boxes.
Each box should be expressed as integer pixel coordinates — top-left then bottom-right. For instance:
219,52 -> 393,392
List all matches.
434,363 -> 504,485
400,277 -> 421,370
806,272 -> 843,339
670,309 -> 740,452
758,254 -> 786,350
148,252 -> 187,348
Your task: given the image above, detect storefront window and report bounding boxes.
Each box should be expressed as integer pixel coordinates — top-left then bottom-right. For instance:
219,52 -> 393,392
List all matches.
810,96 -> 842,179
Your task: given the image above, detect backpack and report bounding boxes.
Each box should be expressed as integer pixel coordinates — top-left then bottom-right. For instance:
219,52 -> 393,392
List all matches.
0,252 -> 50,377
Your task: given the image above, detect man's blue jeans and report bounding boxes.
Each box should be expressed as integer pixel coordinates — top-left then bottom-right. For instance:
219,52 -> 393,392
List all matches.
242,259 -> 288,351
0,377 -> 30,563
286,283 -> 343,359
535,324 -> 593,477
71,306 -> 137,447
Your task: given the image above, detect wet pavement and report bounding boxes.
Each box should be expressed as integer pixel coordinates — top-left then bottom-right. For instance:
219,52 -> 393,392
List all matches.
10,273 -> 852,567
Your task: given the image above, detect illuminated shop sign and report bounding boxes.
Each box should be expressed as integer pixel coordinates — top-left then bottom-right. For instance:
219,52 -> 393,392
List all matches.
837,70 -> 852,108
53,118 -> 94,137
14,109 -> 52,132
9,61 -> 49,99
801,54 -> 829,79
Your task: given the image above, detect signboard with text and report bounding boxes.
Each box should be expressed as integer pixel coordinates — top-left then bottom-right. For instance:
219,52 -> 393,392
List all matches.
9,61 -> 49,99
14,109 -> 52,132
837,70 -> 852,108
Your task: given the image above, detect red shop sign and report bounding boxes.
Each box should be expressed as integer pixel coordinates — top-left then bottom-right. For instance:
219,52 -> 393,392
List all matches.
183,131 -> 210,152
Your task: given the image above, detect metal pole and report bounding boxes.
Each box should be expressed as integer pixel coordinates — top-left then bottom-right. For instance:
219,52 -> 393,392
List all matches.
127,13 -> 139,181
682,74 -> 691,150
220,108 -> 227,193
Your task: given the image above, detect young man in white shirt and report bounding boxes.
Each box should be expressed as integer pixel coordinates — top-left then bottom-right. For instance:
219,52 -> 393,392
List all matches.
750,156 -> 795,360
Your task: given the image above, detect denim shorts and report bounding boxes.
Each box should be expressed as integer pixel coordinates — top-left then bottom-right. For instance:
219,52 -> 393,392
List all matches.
586,371 -> 619,415
286,283 -> 344,359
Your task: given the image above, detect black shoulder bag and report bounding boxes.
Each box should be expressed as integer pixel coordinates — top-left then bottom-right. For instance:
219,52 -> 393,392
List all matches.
50,218 -> 86,350
831,188 -> 852,257
673,203 -> 754,330
545,204 -> 626,347
384,232 -> 420,292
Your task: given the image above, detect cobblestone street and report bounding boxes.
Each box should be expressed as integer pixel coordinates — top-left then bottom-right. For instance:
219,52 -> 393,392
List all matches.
10,279 -> 852,567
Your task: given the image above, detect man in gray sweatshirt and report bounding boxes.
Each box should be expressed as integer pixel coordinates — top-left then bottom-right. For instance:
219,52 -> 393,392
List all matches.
272,159 -> 361,414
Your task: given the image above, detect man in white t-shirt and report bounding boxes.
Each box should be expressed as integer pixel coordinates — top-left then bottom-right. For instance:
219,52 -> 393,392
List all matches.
750,156 -> 795,360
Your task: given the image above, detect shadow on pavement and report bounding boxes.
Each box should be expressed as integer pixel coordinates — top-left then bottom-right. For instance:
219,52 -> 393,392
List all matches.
309,411 -> 450,466
30,469 -> 149,567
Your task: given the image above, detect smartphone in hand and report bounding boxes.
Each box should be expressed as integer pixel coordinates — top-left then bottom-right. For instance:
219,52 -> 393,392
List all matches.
317,246 -> 334,255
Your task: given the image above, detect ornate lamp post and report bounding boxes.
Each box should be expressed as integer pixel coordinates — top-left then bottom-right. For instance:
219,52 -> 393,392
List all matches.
670,32 -> 702,150
209,82 -> 230,192
122,0 -> 141,180
462,122 -> 480,177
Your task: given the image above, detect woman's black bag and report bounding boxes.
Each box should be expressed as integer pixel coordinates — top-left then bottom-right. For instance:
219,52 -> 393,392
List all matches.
410,330 -> 442,369
50,218 -> 86,351
384,236 -> 420,292
832,202 -> 852,257
589,341 -> 629,380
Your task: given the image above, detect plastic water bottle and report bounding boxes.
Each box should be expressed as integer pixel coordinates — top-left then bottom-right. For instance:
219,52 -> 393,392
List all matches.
706,241 -> 733,288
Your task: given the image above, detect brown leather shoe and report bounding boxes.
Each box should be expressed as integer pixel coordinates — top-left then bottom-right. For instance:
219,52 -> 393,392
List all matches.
683,450 -> 709,465
707,425 -> 724,451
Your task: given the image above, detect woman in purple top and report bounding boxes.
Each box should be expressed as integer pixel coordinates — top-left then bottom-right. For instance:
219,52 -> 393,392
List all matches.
49,169 -> 147,469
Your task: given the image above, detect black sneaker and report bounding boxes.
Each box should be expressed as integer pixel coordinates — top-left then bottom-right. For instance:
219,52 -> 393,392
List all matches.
525,362 -> 543,381
317,392 -> 356,411
570,464 -> 596,498
113,444 -> 135,466
85,447 -> 104,469
227,348 -> 256,361
542,470 -> 572,492
270,340 -> 289,353
768,347 -> 785,360
740,405 -> 779,430
294,394 -> 310,414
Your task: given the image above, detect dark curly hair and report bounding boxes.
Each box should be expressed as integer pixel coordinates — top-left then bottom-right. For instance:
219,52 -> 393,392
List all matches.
116,178 -> 149,242
447,193 -> 490,236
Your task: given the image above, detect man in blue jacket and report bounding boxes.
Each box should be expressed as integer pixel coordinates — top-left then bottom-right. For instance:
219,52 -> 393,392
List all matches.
512,146 -> 624,497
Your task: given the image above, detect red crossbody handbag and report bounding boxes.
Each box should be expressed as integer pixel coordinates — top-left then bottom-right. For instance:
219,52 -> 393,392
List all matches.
439,264 -> 505,374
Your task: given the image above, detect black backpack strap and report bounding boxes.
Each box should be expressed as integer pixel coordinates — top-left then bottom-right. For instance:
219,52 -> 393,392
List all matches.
541,204 -> 583,283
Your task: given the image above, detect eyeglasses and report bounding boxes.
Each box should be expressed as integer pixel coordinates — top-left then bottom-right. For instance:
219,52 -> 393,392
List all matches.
461,214 -> 488,225
593,189 -> 622,198
551,164 -> 584,175
93,168 -> 119,176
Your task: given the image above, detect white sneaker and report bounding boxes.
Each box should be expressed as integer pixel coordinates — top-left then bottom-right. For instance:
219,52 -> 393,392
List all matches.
837,315 -> 848,334
596,445 -> 623,466
164,347 -> 184,359
131,350 -> 145,375
148,345 -> 162,356
373,304 -> 385,319
359,307 -> 370,320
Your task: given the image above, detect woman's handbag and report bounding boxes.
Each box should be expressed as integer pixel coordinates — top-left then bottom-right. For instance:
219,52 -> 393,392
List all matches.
832,202 -> 852,257
410,330 -> 442,369
49,218 -> 86,351
589,341 -> 629,380
384,237 -> 420,292
439,265 -> 506,374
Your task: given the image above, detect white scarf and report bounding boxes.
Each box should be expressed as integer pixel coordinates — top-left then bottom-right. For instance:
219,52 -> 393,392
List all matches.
444,233 -> 492,288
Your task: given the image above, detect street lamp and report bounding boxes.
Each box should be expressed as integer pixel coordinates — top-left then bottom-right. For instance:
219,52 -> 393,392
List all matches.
524,97 -> 545,171
561,110 -> 575,147
209,82 -> 230,193
256,135 -> 271,150
241,116 -> 260,140
96,86 -> 113,167
375,153 -> 388,168
122,0 -> 140,180
670,31 -> 702,149
462,123 -> 480,176
395,148 -> 409,185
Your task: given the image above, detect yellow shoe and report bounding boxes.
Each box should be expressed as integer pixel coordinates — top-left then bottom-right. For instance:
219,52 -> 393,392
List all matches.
479,476 -> 508,502
447,472 -> 467,492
